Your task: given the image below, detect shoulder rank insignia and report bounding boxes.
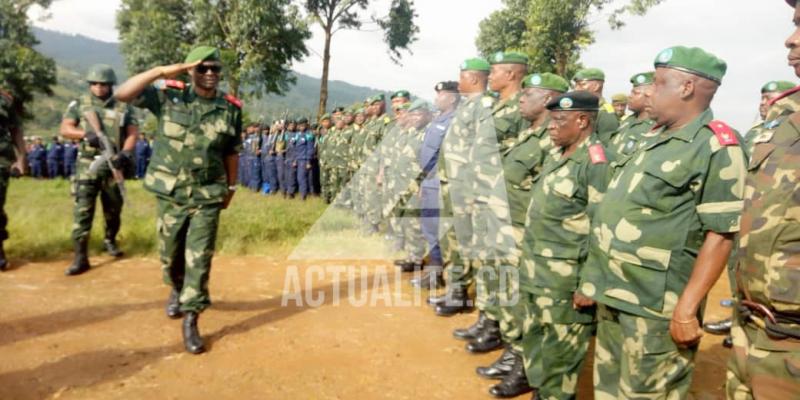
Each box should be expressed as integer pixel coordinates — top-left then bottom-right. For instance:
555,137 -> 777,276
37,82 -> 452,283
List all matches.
588,143 -> 608,164
163,79 -> 186,90
602,102 -> 615,114
224,93 -> 243,108
709,120 -> 738,146
481,96 -> 494,108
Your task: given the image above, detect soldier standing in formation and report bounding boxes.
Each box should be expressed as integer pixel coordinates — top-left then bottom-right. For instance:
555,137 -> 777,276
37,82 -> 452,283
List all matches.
572,68 -> 620,145
60,64 -> 138,276
115,46 -> 242,354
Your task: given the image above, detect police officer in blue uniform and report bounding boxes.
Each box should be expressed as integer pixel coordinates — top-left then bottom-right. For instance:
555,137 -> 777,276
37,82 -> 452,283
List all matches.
134,134 -> 151,179
30,137 -> 46,178
294,117 -> 315,200
64,139 -> 79,177
261,124 -> 279,194
46,136 -> 64,178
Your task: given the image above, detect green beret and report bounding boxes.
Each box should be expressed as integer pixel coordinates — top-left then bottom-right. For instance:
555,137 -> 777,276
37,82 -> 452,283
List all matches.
460,58 -> 491,72
630,71 -> 655,86
369,93 -> 386,104
184,46 -> 221,63
546,91 -> 600,112
391,90 -> 410,99
407,99 -> 431,113
490,51 -> 529,65
573,68 -> 605,82
611,93 -> 628,103
761,80 -> 795,93
653,46 -> 727,83
523,73 -> 569,93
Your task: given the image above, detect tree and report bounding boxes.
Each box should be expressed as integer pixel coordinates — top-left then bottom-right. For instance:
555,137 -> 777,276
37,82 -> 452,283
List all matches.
475,0 -> 665,76
117,0 -> 311,98
304,0 -> 419,116
0,0 -> 57,117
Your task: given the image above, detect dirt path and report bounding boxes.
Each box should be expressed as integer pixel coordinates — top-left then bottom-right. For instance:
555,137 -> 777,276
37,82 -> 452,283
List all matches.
0,256 -> 731,399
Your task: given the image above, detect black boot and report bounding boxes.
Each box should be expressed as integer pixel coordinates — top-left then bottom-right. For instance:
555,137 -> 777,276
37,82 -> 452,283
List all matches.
454,311 -> 488,341
477,346 -> 516,379
0,241 -> 7,272
703,318 -> 732,335
103,238 -> 124,258
410,269 -> 444,289
427,292 -> 448,307
722,335 -> 733,348
488,352 -> 534,398
65,239 -> 90,276
466,318 -> 503,353
434,287 -> 472,316
182,312 -> 205,354
165,289 -> 183,319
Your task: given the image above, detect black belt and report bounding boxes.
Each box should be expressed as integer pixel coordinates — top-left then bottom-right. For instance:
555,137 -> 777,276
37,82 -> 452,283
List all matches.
738,300 -> 800,340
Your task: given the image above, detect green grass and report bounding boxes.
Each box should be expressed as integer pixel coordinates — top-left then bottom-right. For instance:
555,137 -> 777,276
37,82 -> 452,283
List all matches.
5,178 -> 328,261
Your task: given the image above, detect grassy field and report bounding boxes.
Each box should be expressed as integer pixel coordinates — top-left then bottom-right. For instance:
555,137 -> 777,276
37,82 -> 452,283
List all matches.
4,178 -> 331,261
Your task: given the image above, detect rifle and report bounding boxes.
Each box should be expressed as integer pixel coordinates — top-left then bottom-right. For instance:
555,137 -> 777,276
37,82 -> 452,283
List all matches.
83,110 -> 128,203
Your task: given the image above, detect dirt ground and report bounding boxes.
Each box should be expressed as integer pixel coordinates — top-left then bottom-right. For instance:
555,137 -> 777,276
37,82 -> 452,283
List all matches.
0,255 -> 732,399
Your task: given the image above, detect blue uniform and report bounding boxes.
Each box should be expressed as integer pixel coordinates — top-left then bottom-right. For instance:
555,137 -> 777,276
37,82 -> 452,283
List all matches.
134,138 -> 151,179
288,130 -> 315,199
64,142 -> 78,177
46,141 -> 65,178
418,110 -> 455,267
29,144 -> 46,178
261,132 -> 278,193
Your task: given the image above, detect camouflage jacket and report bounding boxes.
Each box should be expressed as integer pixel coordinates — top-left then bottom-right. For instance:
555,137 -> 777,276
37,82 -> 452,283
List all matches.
132,80 -> 242,204
492,92 -> 527,153
390,125 -> 426,212
0,91 -> 18,168
737,87 -> 800,317
63,94 -> 138,180
501,118 -> 553,226
608,115 -> 656,158
580,108 -> 747,320
520,137 -> 612,318
595,100 -> 621,146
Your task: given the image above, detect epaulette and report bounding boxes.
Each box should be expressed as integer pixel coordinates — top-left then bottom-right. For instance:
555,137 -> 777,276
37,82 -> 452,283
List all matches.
708,120 -> 739,146
602,102 -> 615,114
163,79 -> 185,90
481,96 -> 495,108
224,94 -> 242,109
769,85 -> 800,106
588,143 -> 608,164
383,115 -> 391,124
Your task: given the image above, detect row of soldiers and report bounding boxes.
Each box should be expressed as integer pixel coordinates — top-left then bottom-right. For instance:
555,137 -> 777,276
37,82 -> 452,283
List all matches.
314,22 -> 798,399
25,136 -> 79,178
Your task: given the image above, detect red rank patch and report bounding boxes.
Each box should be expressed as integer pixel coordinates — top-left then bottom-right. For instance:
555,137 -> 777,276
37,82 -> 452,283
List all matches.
589,144 -> 607,164
709,120 -> 738,146
768,85 -> 800,106
224,94 -> 243,108
164,79 -> 185,90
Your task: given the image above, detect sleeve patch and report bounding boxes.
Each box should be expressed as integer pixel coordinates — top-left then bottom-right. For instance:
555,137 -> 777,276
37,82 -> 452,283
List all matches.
588,143 -> 608,164
709,120 -> 739,146
224,94 -> 242,108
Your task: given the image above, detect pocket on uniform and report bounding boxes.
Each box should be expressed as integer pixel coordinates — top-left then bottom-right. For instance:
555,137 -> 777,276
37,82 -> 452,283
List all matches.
163,109 -> 191,140
767,266 -> 800,306
603,238 -> 670,311
623,330 -> 683,393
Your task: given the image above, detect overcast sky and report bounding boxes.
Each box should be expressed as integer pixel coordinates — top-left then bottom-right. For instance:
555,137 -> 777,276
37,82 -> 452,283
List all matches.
28,0 -> 795,130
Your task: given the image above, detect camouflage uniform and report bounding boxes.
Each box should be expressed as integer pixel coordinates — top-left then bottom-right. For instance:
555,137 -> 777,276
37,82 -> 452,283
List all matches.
393,124 -> 427,263
595,100 -> 621,146
474,92 -> 526,323
0,92 -> 19,243
496,121 -> 553,351
520,137 -> 612,400
439,93 -> 496,290
608,114 -> 656,158
362,114 -> 391,229
132,79 -> 242,313
64,94 -> 137,243
579,108 -> 747,398
726,87 -> 800,399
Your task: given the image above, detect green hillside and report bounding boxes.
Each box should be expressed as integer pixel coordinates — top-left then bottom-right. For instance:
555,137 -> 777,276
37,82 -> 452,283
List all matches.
23,28 -> 389,136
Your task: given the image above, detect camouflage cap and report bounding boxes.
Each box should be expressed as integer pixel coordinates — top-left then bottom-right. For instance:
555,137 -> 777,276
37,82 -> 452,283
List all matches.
761,80 -> 795,93
490,51 -> 529,65
86,64 -> 117,84
407,99 -> 431,113
611,93 -> 628,103
573,68 -> 605,82
391,90 -> 410,99
523,73 -> 569,93
185,46 -> 221,63
546,91 -> 600,112
630,71 -> 655,86
654,46 -> 727,84
460,58 -> 491,72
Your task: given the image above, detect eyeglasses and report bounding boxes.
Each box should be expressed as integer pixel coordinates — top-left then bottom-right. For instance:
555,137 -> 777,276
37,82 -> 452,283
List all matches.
195,64 -> 222,74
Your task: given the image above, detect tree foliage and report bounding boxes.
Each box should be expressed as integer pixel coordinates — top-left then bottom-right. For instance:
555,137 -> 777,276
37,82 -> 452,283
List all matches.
475,0 -> 665,76
117,0 -> 310,98
0,0 -> 57,116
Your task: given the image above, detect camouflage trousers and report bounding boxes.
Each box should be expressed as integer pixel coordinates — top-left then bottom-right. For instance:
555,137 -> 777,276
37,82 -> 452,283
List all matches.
726,309 -> 800,399
475,224 -> 523,326
520,289 -> 594,400
71,175 -> 123,242
595,304 -> 696,399
0,168 -> 8,242
397,209 -> 424,263
156,197 -> 222,314
439,180 -> 475,289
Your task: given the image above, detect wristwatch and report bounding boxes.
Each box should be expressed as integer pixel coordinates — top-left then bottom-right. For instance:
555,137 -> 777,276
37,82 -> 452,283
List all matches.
227,185 -> 237,193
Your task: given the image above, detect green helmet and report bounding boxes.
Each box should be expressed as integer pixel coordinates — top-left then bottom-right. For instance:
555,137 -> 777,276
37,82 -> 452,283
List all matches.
86,64 -> 117,84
